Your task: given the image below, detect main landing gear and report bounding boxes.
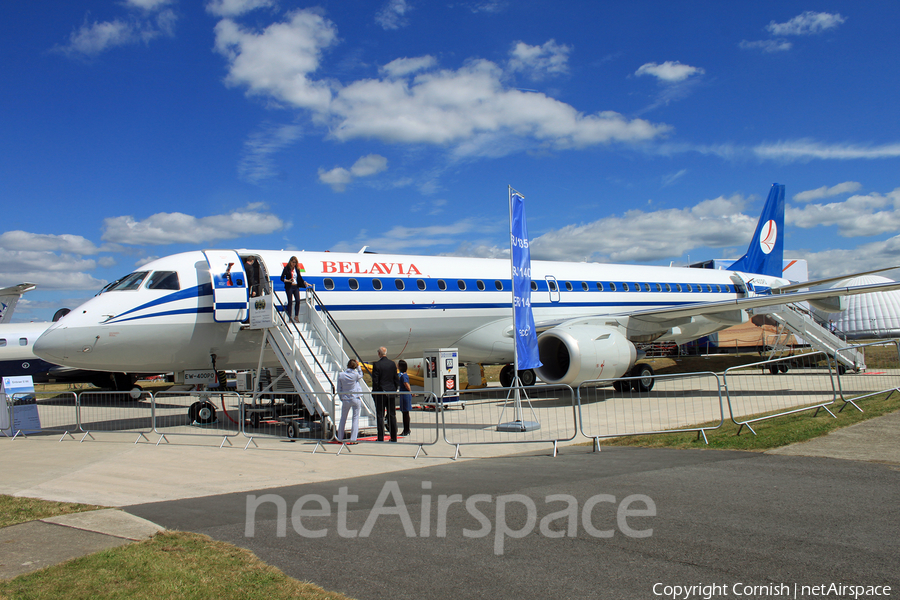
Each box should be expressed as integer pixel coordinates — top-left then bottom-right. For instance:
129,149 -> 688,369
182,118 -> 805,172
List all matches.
499,364 -> 536,388
613,363 -> 655,393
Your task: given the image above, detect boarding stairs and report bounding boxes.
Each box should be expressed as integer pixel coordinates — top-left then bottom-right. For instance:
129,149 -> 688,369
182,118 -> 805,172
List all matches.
762,303 -> 865,372
262,290 -> 377,433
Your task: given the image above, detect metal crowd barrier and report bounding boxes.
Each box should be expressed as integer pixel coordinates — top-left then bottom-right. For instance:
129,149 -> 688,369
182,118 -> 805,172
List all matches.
833,340 -> 900,412
151,390 -> 243,447
326,391 -> 441,459
4,391 -> 78,441
723,351 -> 837,435
76,389 -> 155,443
240,390 -> 332,449
440,384 -> 577,459
578,371 -> 724,445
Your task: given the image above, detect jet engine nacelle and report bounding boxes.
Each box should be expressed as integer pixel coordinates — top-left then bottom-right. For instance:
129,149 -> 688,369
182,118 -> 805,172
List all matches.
535,325 -> 637,386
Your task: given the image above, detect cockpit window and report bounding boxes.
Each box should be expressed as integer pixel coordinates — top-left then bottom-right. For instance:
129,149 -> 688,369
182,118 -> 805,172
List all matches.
145,271 -> 180,290
106,271 -> 149,291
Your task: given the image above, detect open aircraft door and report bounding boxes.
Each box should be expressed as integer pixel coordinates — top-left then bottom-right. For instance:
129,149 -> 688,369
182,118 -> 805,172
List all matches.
203,250 -> 248,322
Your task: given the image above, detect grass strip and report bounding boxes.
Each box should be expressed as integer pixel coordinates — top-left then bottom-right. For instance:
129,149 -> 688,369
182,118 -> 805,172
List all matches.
0,496 -> 104,529
0,530 -> 353,600
594,390 -> 900,451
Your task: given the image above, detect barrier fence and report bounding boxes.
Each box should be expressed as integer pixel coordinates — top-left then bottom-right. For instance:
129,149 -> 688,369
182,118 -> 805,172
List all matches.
440,384 -> 578,458
578,372 -> 724,445
833,340 -> 900,412
76,389 -> 154,442
723,352 -> 837,435
3,339 -> 899,452
4,392 -> 78,440
324,391 -> 441,459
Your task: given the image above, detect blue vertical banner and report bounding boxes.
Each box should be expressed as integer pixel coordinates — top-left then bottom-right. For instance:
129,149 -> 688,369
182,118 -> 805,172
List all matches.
509,189 -> 542,370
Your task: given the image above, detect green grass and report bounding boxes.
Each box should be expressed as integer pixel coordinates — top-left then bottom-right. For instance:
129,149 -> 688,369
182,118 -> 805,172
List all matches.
594,390 -> 900,451
0,531 -> 353,600
0,496 -> 104,529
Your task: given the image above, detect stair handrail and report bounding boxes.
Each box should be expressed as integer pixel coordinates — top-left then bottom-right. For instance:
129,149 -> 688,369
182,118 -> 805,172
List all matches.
270,291 -> 336,393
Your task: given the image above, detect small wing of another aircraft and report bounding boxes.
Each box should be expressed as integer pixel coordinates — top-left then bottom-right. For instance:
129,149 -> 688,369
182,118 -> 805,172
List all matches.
0,283 -> 37,323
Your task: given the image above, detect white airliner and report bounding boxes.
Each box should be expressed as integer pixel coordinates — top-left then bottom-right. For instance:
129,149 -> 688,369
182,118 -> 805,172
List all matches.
32,185 -> 900,390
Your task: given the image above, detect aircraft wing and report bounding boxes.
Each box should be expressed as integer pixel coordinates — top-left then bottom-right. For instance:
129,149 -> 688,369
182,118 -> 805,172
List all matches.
628,279 -> 900,325
534,279 -> 900,331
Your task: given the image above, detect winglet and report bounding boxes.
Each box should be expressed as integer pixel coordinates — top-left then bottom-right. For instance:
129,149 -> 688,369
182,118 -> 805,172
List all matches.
728,184 -> 785,277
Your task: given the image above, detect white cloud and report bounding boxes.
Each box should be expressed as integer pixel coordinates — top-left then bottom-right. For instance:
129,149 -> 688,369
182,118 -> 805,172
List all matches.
318,154 -> 388,191
754,140 -> 900,161
376,0 -> 412,30
508,40 -> 572,79
213,10 -> 670,158
335,219 -> 494,253
101,206 -> 287,245
787,188 -> 900,237
793,182 -> 862,202
0,231 -> 100,255
54,3 -> 177,58
206,0 -> 275,18
530,194 -> 754,263
635,61 -> 704,83
800,237 -> 900,279
767,11 -> 846,36
213,10 -> 337,112
330,59 -> 669,150
380,56 -> 437,78
738,39 -> 792,53
238,122 -> 303,184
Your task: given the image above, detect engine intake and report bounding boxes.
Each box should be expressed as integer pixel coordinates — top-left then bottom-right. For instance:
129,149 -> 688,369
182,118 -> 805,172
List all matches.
535,325 -> 636,386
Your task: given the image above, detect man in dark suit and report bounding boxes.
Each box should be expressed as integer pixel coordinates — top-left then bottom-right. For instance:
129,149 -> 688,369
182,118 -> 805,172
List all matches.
370,346 -> 400,442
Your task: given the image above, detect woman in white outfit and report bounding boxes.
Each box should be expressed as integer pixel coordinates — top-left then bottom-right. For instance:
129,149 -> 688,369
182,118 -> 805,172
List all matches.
336,359 -> 364,443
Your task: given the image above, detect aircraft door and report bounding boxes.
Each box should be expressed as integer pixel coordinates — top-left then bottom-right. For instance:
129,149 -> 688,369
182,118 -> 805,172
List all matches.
203,250 -> 249,322
545,276 -> 560,303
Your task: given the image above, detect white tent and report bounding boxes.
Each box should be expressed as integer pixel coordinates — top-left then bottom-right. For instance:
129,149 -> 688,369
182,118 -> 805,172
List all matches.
818,275 -> 900,339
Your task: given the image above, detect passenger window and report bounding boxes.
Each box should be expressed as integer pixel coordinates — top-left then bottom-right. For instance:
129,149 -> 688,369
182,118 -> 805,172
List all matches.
654,283 -> 661,292
324,278 -> 335,291
665,284 -> 672,292
349,278 -> 359,290
531,281 -> 537,291
643,283 -> 650,292
676,284 -> 683,292
0,339 -> 5,347
373,279 -> 382,290
610,282 -> 617,292
107,271 -> 149,291
417,279 -> 426,290
438,280 -> 447,291
548,281 -> 557,292
623,283 -> 630,292
686,284 -> 693,292
19,338 -> 28,346
476,280 -> 485,291
495,280 -> 503,291
596,282 -> 604,291
395,279 -> 405,290
457,280 -> 466,291
565,282 -> 573,291
146,271 -> 180,290
582,282 -> 589,291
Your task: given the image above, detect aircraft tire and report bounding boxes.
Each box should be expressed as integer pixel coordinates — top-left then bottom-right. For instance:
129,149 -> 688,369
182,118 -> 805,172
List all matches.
519,369 -> 536,386
499,364 -> 515,388
286,421 -> 301,439
613,380 -> 628,393
192,401 -> 216,425
631,364 -> 655,392
778,363 -> 789,374
768,365 -> 779,375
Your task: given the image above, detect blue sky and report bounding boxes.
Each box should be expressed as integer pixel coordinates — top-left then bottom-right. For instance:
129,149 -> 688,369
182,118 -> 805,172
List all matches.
3,0 -> 900,321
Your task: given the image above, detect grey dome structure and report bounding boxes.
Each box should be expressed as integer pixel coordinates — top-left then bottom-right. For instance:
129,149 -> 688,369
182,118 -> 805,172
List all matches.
819,275 -> 900,339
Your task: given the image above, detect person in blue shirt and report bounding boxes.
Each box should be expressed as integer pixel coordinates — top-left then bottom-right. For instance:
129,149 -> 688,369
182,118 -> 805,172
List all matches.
398,359 -> 412,436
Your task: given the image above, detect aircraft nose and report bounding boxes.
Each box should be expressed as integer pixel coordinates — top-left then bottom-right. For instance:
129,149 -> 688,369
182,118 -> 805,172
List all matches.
33,326 -> 68,363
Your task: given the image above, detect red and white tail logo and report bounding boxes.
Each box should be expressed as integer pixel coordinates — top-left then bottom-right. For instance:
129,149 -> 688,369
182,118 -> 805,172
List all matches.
759,220 -> 777,254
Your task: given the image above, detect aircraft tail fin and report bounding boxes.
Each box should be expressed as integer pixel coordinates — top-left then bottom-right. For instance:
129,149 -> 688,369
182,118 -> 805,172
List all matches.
728,184 -> 785,277
0,283 -> 37,323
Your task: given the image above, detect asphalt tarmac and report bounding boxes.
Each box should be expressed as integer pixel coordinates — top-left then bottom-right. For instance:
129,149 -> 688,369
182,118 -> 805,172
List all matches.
126,443 -> 900,600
